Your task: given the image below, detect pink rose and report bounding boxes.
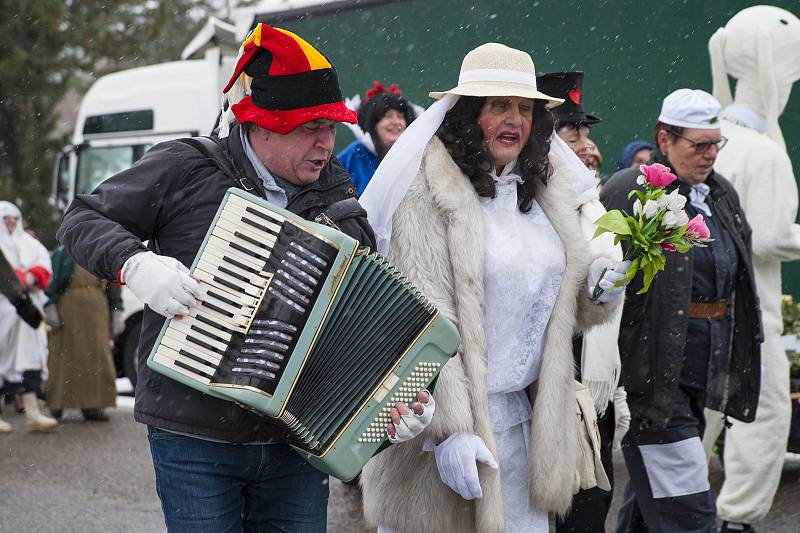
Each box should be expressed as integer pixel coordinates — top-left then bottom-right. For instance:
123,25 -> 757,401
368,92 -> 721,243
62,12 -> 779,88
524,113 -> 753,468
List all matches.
686,214 -> 711,240
639,163 -> 677,188
660,243 -> 677,252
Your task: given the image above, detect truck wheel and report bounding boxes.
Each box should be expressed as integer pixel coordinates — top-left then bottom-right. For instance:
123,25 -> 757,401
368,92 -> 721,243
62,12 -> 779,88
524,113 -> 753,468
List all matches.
123,317 -> 142,389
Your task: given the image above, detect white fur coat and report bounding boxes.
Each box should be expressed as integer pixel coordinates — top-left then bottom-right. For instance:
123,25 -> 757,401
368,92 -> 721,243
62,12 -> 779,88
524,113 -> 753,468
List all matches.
361,137 -> 617,532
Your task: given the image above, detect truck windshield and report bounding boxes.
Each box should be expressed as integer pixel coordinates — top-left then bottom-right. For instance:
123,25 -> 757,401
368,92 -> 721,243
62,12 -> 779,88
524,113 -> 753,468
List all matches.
76,144 -> 150,194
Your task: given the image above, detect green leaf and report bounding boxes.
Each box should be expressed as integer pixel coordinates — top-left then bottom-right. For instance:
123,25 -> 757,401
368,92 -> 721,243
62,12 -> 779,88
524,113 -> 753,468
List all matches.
593,210 -> 633,238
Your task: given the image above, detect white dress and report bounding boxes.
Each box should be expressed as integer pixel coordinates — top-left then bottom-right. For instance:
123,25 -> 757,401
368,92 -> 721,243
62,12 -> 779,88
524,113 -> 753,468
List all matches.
481,170 -> 565,533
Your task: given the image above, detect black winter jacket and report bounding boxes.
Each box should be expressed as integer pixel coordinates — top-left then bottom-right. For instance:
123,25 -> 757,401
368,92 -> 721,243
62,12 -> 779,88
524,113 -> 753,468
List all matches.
600,151 -> 762,430
57,124 -> 375,442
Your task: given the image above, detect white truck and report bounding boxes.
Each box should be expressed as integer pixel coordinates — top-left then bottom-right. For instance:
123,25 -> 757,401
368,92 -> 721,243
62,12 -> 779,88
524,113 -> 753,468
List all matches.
52,18 -> 238,387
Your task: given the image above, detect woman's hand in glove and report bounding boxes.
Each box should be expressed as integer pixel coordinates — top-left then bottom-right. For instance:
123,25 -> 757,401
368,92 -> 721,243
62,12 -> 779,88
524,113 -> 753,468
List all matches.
121,251 -> 202,318
44,303 -> 61,330
386,391 -> 435,444
434,432 -> 498,500
612,386 -> 631,450
588,258 -> 631,304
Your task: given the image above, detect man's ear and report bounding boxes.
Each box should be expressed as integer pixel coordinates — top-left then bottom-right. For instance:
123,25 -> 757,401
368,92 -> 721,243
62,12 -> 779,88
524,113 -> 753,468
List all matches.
656,129 -> 669,155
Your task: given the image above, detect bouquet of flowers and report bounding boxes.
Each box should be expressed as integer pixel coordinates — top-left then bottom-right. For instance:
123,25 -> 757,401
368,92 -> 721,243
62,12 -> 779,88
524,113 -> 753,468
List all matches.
592,163 -> 712,297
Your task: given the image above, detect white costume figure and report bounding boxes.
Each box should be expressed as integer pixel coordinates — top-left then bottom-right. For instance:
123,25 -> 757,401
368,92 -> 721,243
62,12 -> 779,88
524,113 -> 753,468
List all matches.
0,201 -> 55,432
704,5 -> 800,527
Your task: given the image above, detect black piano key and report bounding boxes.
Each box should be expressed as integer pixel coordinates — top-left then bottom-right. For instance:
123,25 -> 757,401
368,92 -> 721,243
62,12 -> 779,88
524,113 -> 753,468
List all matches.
222,255 -> 260,275
196,313 -> 234,335
207,289 -> 241,309
230,241 -> 268,262
244,206 -> 283,229
241,216 -> 280,238
174,359 -> 215,380
201,300 -> 235,318
217,264 -> 250,284
233,230 -> 269,250
186,335 -> 225,355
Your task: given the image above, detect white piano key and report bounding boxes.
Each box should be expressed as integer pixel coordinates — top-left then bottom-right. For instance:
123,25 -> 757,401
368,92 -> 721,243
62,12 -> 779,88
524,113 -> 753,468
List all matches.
198,289 -> 255,320
169,320 -> 231,353
193,268 -> 262,298
226,195 -> 287,226
197,257 -> 267,287
204,239 -> 267,273
211,226 -> 271,260
186,302 -> 249,332
219,211 -> 279,246
160,346 -> 219,376
206,235 -> 270,269
162,330 -> 224,366
171,315 -> 233,342
153,351 -> 211,385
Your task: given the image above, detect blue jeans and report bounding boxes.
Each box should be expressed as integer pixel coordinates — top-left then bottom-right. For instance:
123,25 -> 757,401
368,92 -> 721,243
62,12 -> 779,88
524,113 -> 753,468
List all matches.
147,426 -> 329,533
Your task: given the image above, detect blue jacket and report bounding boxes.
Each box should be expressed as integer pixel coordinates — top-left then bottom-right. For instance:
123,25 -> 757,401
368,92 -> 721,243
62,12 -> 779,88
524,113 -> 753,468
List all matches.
337,141 -> 379,197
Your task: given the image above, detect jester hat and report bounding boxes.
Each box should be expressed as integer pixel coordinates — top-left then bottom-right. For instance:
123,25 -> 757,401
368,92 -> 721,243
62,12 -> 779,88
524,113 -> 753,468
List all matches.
224,24 -> 357,134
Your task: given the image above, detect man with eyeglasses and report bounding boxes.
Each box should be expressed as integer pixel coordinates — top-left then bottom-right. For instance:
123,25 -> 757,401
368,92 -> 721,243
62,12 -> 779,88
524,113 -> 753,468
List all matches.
601,88 -> 762,533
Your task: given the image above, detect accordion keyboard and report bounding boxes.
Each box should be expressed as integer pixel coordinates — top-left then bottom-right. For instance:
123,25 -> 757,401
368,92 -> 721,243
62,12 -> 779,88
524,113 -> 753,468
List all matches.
152,194 -> 290,385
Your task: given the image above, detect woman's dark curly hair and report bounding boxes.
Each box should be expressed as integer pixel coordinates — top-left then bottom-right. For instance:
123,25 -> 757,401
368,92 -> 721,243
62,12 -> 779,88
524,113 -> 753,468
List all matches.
435,96 -> 554,212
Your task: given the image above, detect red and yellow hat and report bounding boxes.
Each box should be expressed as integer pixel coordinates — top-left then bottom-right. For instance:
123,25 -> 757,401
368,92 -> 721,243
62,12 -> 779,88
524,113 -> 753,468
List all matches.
224,24 -> 357,134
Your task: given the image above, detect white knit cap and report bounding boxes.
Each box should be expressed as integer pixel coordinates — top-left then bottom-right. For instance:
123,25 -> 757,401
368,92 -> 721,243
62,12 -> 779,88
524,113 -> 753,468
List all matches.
658,89 -> 721,129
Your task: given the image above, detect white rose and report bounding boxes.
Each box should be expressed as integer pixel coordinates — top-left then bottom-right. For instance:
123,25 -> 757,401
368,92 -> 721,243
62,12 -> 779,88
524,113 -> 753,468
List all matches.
667,191 -> 687,212
633,199 -> 643,216
636,175 -> 646,186
662,210 -> 679,228
643,199 -> 658,218
675,210 -> 689,227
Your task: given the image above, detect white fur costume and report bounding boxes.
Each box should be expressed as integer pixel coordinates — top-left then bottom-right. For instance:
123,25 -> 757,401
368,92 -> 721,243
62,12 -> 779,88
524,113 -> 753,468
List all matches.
0,202 -> 51,385
703,5 -> 800,524
360,137 -> 618,533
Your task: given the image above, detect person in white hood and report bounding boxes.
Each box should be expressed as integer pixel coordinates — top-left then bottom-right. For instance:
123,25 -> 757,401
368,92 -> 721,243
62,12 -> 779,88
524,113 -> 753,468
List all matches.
0,201 -> 57,432
704,6 -> 800,532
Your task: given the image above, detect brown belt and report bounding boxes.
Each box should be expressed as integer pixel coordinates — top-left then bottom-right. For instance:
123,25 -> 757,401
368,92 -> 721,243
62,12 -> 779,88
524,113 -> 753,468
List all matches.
689,300 -> 729,319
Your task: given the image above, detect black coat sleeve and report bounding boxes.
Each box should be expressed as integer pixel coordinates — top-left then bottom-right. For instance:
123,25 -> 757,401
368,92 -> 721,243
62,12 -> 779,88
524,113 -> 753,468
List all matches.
56,142 -> 188,280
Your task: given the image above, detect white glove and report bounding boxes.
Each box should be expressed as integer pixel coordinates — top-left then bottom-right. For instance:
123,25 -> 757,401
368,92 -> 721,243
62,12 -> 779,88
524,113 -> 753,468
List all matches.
44,303 -> 61,330
434,432 -> 498,500
387,392 -> 435,444
588,258 -> 631,304
121,251 -> 202,318
612,386 -> 631,450
111,310 -> 125,337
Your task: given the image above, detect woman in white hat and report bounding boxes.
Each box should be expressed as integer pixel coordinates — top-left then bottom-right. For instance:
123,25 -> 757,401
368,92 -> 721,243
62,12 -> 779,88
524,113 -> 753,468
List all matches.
360,43 -> 629,533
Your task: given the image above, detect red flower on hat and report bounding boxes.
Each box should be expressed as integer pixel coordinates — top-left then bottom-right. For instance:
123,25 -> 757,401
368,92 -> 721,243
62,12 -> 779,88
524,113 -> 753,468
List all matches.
568,87 -> 581,105
365,80 -> 403,101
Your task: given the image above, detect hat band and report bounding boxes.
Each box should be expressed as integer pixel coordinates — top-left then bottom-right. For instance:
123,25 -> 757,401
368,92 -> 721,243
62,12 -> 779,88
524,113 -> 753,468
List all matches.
250,68 -> 344,111
458,68 -> 538,88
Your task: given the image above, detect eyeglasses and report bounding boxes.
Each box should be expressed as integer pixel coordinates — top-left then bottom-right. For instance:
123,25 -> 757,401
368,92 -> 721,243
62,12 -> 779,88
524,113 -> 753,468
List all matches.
671,131 -> 728,154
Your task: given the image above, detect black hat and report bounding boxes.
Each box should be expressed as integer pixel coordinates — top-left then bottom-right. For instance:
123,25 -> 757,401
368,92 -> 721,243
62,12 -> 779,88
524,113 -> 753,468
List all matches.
535,71 -> 602,125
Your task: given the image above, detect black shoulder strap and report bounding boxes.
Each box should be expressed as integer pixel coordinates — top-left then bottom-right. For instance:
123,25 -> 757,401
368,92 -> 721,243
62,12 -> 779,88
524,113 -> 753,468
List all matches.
178,136 -> 259,193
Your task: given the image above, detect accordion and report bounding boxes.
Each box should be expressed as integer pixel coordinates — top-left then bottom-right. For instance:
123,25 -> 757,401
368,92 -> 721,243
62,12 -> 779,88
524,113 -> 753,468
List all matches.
147,188 -> 460,480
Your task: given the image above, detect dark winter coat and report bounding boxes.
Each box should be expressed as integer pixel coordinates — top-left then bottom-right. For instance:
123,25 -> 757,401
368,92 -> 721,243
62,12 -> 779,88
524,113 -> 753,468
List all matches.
600,151 -> 762,430
57,123 -> 375,442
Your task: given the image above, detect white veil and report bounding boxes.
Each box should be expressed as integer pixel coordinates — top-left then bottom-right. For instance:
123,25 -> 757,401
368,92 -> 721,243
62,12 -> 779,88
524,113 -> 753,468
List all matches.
359,94 -> 459,256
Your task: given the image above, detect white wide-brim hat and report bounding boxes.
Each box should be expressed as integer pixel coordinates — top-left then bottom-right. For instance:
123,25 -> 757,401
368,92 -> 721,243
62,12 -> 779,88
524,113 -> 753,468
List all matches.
429,43 -> 564,109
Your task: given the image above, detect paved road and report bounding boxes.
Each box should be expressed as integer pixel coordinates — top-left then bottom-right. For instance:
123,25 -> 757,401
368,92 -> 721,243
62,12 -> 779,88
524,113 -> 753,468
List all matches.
0,393 -> 797,532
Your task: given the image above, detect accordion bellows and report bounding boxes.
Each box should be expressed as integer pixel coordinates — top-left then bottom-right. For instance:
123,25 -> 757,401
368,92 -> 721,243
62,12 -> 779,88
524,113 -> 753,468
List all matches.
147,188 -> 460,480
